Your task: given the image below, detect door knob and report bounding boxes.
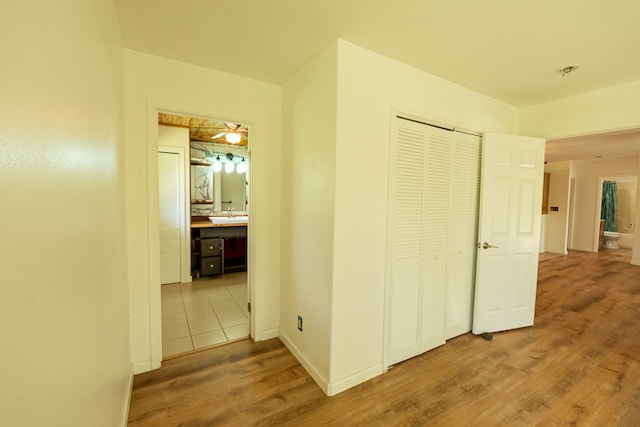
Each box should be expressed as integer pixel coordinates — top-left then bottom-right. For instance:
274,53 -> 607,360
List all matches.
481,242 -> 499,249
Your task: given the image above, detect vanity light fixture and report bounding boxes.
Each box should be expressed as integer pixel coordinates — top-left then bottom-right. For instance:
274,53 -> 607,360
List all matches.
212,155 -> 222,172
225,132 -> 242,144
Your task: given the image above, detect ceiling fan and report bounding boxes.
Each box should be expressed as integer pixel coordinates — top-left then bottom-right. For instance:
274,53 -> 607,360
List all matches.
210,122 -> 248,143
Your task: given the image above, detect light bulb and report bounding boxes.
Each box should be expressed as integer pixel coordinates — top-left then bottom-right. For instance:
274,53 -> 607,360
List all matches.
236,159 -> 247,174
224,162 -> 235,173
212,156 -> 222,172
225,132 -> 241,144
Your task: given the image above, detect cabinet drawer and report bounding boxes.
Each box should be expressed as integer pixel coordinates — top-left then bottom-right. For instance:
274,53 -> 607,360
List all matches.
200,238 -> 222,257
200,226 -> 247,239
201,256 -> 221,276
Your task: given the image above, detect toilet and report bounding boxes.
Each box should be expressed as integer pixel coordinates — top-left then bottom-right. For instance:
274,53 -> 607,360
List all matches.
603,231 -> 622,249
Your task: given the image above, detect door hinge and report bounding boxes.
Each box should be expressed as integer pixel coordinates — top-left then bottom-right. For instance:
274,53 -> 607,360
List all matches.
248,302 -> 251,313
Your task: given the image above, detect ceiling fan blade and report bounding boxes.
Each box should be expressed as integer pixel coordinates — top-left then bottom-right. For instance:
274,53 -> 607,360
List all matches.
211,132 -> 226,139
225,122 -> 237,130
238,128 -> 248,135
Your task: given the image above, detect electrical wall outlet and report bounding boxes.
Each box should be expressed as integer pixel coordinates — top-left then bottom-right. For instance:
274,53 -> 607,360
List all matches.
297,315 -> 303,332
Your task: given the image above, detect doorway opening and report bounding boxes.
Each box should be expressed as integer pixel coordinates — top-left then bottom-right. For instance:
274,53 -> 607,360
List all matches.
595,174 -> 637,261
157,112 -> 252,359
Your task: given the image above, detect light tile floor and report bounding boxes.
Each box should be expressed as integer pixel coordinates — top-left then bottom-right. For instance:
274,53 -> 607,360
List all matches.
161,272 -> 249,359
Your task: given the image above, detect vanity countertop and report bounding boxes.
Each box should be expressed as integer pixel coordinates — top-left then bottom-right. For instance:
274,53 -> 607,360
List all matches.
191,221 -> 247,228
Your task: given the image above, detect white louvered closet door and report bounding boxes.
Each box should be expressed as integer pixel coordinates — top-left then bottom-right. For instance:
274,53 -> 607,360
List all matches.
387,117 -> 481,366
159,151 -> 182,285
387,120 -> 428,365
445,132 -> 481,339
419,127 -> 452,353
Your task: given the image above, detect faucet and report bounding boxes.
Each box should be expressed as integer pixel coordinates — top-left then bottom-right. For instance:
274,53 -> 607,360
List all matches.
227,206 -> 235,218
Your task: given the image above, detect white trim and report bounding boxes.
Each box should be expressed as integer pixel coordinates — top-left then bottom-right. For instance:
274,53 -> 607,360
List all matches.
122,364 -> 135,426
596,173 -> 638,254
279,332 -> 330,395
391,103 -> 487,137
280,331 -> 383,397
326,364 -> 383,397
145,100 -> 256,369
257,327 -> 279,341
567,177 -> 576,251
147,102 -> 163,371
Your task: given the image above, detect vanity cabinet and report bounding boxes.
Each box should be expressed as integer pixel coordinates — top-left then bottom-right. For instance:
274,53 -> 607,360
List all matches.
191,225 -> 247,277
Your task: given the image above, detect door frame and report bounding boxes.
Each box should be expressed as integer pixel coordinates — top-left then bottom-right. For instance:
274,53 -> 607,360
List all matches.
593,174 -> 638,252
146,103 -> 255,369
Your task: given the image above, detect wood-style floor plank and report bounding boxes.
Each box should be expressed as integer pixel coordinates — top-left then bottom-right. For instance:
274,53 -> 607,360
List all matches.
128,250 -> 640,426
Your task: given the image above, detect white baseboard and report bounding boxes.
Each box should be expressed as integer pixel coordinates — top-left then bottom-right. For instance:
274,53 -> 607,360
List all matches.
123,364 -> 134,426
326,363 -> 383,396
279,332 -> 384,397
570,245 -> 596,253
256,328 -> 279,341
279,331 -> 330,395
132,359 -> 152,375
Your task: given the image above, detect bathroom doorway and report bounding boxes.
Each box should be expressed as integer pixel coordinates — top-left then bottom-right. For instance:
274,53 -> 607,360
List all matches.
157,112 -> 252,359
595,174 -> 637,256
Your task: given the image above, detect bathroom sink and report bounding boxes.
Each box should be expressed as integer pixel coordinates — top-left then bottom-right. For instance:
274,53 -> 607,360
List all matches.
209,216 -> 249,225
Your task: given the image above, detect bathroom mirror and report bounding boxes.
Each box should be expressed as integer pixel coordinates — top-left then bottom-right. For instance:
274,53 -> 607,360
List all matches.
216,164 -> 247,213
190,142 -> 248,216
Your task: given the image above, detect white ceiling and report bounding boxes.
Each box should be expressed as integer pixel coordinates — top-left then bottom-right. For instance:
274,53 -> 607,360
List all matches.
113,0 -> 640,161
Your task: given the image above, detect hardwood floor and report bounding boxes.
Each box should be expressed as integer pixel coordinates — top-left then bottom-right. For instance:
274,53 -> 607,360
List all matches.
128,250 -> 640,426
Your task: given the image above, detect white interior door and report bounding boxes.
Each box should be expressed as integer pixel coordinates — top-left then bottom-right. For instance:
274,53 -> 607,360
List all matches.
473,133 -> 545,335
158,151 -> 181,284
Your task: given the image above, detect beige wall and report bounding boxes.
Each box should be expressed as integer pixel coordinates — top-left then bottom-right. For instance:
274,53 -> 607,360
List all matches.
280,42 -> 338,389
519,83 -> 640,261
519,80 -> 640,139
569,158 -> 639,252
543,162 -> 572,254
123,50 -> 282,373
0,1 -> 131,425
280,39 -> 520,395
616,180 -> 637,235
330,40 -> 519,392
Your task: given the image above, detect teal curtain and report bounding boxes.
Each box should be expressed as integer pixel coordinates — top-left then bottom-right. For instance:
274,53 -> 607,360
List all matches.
601,181 -> 618,231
